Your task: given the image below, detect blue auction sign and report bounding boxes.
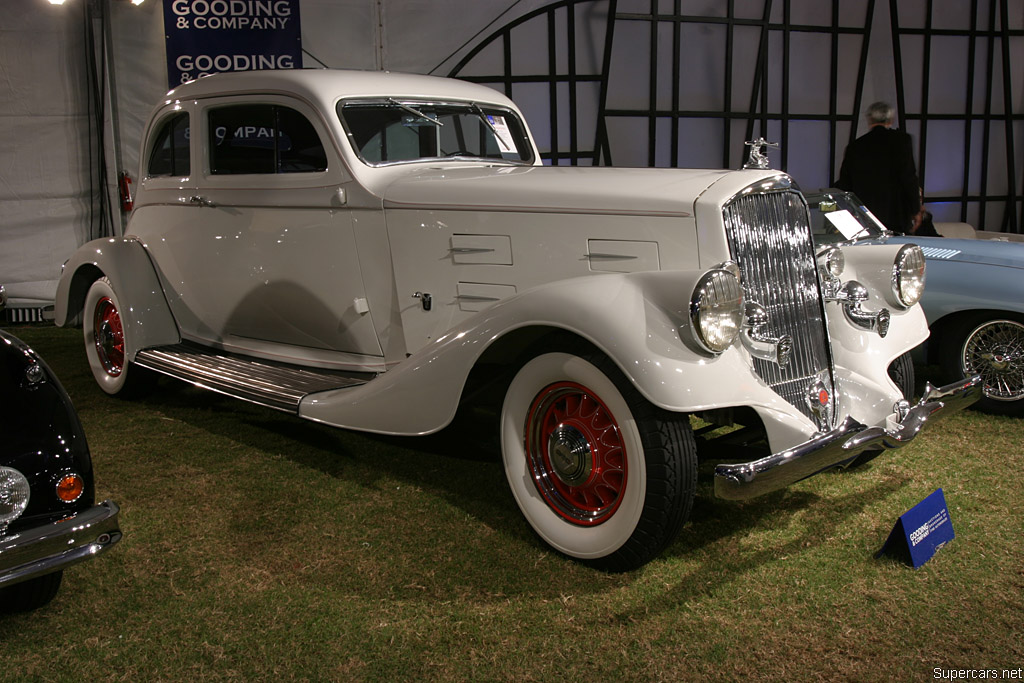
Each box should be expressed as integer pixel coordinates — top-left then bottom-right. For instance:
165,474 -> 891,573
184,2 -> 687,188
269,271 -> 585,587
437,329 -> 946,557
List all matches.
876,488 -> 955,568
164,0 -> 302,88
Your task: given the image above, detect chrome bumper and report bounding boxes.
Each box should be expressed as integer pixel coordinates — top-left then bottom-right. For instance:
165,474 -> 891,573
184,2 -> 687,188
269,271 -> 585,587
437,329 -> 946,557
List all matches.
0,500 -> 121,587
714,376 -> 983,500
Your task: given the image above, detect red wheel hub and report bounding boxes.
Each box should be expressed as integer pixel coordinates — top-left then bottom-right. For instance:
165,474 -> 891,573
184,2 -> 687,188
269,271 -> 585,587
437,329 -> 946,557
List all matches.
525,381 -> 627,526
94,296 -> 125,377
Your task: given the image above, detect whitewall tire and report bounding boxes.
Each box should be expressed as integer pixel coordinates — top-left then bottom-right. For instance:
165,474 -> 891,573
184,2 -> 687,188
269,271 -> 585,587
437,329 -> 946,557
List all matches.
83,277 -> 152,396
500,347 -> 695,571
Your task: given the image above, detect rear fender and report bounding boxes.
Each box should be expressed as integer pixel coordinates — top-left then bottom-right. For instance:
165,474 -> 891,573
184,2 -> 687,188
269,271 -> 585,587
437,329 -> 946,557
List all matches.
55,238 -> 179,359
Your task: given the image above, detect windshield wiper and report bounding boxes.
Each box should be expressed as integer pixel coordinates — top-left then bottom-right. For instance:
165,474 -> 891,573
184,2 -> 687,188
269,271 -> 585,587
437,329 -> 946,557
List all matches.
471,103 -> 511,151
388,99 -> 442,126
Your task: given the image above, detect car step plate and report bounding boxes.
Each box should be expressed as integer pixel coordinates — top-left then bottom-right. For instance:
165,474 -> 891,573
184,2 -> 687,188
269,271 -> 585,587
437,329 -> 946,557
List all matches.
135,342 -> 373,413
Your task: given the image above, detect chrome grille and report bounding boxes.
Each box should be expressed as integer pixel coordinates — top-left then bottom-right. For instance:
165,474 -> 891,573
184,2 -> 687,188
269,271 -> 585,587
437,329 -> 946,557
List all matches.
723,188 -> 835,429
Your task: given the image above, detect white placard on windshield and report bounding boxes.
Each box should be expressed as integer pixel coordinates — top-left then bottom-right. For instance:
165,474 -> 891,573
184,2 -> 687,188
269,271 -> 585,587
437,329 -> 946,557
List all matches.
487,115 -> 515,154
825,209 -> 867,239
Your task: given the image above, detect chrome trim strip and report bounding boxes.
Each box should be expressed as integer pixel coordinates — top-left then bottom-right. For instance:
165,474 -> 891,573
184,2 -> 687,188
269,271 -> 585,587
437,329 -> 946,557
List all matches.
920,246 -> 961,259
723,173 -> 794,203
714,375 -> 983,500
0,500 -> 121,588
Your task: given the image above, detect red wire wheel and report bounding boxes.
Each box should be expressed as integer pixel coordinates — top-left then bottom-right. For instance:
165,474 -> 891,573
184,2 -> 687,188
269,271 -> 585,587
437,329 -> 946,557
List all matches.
524,381 -> 627,526
93,296 -> 125,378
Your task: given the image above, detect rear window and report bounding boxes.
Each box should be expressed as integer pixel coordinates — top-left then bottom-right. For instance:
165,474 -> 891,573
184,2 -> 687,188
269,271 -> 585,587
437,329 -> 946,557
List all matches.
147,112 -> 190,177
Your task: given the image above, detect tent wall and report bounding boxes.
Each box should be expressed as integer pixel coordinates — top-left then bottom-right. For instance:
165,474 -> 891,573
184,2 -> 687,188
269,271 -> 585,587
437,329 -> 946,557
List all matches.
1,0 -> 1022,312
1,1 -> 99,309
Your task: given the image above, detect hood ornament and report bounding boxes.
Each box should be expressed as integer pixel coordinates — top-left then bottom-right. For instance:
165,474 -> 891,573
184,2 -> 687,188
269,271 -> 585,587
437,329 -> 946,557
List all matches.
743,138 -> 779,169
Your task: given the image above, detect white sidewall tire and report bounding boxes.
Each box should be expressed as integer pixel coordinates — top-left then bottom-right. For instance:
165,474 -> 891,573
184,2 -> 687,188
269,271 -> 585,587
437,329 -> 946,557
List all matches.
501,352 -> 646,560
83,277 -> 130,395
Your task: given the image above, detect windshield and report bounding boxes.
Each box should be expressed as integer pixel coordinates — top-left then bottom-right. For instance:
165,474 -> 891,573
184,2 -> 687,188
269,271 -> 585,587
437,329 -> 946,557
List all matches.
806,190 -> 888,244
338,99 -> 534,166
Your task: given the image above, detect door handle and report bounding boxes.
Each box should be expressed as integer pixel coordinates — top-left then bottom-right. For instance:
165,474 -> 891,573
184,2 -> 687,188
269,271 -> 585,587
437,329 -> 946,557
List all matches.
189,195 -> 216,207
412,292 -> 432,311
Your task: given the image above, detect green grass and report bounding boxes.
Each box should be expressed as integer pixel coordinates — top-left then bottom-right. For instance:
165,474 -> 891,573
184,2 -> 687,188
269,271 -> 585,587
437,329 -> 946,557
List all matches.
2,325 -> 1022,681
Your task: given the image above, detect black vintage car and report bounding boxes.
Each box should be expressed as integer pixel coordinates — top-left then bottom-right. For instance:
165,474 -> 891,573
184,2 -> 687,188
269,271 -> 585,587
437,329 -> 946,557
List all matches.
0,291 -> 121,611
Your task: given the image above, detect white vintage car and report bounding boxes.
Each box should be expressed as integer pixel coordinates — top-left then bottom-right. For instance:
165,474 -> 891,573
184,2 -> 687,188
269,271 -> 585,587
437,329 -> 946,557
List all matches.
55,70 -> 980,571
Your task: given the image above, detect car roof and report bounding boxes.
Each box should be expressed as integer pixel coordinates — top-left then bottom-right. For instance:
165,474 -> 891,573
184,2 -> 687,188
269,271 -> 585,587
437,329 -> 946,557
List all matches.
164,69 -> 519,110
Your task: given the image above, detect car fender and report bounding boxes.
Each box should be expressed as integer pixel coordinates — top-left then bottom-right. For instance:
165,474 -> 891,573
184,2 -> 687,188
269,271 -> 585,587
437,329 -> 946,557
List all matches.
54,238 -> 179,359
300,269 -> 818,438
919,260 -> 1024,323
825,242 -> 930,403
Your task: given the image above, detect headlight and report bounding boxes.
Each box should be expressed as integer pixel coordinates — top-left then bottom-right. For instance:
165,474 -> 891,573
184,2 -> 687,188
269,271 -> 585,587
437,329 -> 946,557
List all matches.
690,267 -> 743,354
0,466 -> 31,530
816,245 -> 845,278
892,244 -> 926,307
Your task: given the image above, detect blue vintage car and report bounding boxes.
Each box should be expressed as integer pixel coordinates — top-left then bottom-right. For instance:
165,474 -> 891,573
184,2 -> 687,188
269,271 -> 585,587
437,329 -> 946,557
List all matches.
807,190 -> 1024,416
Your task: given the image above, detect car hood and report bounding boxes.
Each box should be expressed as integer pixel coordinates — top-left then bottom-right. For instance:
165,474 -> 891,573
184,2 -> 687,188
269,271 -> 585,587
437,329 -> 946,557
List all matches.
867,234 -> 1024,270
377,164 -> 743,217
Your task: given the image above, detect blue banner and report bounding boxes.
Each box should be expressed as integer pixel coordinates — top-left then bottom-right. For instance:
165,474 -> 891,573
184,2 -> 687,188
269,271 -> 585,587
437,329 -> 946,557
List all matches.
164,0 -> 302,88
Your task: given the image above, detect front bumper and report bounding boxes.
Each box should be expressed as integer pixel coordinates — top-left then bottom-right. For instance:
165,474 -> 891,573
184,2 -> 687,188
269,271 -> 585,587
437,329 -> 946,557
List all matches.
714,376 -> 983,500
0,500 -> 121,587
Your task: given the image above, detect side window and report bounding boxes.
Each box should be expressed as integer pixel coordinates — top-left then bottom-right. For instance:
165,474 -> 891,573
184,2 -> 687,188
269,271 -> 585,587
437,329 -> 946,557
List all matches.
277,107 -> 330,172
147,112 -> 190,177
208,104 -> 328,175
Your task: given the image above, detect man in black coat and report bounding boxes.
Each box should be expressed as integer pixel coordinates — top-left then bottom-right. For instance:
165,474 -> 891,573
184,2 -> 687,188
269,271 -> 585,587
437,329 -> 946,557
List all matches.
836,102 -> 920,234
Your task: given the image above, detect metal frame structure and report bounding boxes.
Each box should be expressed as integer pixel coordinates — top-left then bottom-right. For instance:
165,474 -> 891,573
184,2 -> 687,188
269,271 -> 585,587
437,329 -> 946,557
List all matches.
450,0 -> 612,166
603,1 -> 876,174
448,0 -> 1022,234
891,0 -> 1022,232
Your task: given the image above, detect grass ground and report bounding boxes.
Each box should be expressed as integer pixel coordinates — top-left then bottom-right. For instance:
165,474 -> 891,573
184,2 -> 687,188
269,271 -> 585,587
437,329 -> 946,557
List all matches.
1,324 -> 1021,682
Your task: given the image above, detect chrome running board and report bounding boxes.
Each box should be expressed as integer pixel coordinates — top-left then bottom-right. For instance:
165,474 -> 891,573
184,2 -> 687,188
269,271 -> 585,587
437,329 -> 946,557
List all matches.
135,342 -> 373,413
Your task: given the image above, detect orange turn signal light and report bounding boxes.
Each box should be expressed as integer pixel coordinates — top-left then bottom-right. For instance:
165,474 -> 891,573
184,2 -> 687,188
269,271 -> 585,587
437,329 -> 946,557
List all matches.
56,474 -> 85,503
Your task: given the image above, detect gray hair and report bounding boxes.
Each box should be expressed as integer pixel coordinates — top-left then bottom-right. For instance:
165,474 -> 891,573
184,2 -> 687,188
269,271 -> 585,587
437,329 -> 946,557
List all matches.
866,101 -> 894,125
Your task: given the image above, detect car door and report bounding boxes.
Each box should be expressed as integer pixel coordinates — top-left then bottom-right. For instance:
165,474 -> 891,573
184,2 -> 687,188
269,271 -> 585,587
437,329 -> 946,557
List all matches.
136,94 -> 383,367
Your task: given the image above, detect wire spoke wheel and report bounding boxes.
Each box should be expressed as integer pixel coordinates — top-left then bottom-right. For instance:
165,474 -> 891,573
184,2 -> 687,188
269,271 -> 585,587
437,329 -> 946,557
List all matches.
962,319 -> 1024,402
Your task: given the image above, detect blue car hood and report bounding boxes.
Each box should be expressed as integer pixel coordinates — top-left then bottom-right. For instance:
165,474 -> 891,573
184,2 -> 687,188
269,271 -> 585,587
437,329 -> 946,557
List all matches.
866,235 -> 1024,270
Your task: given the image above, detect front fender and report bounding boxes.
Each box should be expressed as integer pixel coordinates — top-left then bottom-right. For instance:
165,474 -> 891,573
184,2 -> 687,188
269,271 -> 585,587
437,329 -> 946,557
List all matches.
299,270 -> 800,436
55,238 -> 179,359
831,242 -> 930,398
